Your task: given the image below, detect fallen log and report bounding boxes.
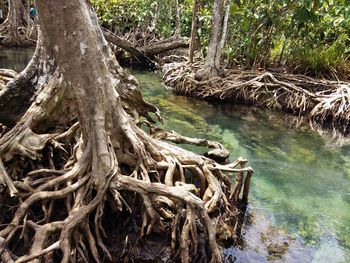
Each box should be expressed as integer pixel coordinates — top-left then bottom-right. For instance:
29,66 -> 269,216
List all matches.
103,28 -> 188,69
140,36 -> 189,57
102,28 -> 156,69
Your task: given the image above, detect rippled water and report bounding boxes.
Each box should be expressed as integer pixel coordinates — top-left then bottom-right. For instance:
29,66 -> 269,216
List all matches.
1,48 -> 350,262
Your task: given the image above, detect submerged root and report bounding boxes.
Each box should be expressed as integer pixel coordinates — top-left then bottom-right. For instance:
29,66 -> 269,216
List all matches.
162,60 -> 350,135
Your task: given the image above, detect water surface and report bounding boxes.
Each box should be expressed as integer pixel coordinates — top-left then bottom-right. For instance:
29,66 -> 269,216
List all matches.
0,48 -> 34,71
134,70 -> 350,263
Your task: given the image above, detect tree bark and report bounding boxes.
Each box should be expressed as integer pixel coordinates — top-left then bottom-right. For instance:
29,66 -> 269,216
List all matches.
148,1 -> 160,33
174,0 -> 181,37
189,0 -> 199,63
205,0 -> 224,68
216,0 -> 231,67
195,0 -> 225,81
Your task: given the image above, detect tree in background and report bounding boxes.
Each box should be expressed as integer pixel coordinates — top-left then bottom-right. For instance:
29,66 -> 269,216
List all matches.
0,0 -> 35,47
194,0 -> 226,80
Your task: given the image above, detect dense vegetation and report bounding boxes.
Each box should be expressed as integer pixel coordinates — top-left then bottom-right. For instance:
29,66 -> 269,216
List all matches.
92,0 -> 350,78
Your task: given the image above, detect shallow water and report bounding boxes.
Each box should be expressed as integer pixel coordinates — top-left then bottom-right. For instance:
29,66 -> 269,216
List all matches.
1,48 -> 350,262
134,70 -> 350,263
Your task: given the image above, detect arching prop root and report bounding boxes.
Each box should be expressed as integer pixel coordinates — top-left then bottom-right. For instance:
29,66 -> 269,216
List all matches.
162,60 -> 350,135
0,105 -> 253,262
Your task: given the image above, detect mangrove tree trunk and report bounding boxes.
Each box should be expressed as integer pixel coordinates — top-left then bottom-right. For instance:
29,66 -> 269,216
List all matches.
195,0 -> 225,81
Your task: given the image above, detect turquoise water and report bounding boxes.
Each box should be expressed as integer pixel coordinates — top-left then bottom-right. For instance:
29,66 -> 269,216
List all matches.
1,48 -> 350,262
134,70 -> 350,263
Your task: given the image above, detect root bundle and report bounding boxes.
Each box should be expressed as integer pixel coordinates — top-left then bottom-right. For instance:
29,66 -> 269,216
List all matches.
162,61 -> 350,135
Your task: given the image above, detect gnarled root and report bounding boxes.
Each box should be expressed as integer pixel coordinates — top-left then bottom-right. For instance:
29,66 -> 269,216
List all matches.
0,87 -> 253,262
0,0 -> 36,48
0,22 -> 35,47
162,60 -> 350,135
0,7 -> 252,260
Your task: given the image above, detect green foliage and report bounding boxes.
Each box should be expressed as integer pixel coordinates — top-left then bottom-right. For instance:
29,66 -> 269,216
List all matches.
290,34 -> 349,74
91,0 -> 350,77
91,0 -> 183,38
91,0 -> 154,31
225,0 -> 350,76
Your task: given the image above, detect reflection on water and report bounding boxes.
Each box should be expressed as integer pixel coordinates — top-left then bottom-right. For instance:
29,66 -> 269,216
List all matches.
0,48 -> 34,71
134,70 -> 350,263
1,49 -> 350,262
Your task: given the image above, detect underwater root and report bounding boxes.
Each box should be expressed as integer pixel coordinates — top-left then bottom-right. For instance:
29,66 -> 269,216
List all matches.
162,60 -> 350,135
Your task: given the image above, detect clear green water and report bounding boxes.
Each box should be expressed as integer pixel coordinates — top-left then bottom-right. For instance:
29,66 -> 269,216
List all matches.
1,49 -> 350,262
133,70 -> 350,263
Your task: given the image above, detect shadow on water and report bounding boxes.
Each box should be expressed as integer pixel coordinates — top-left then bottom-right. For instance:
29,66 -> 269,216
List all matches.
1,49 -> 350,263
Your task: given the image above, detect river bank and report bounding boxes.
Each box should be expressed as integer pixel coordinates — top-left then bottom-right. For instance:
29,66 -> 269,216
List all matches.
161,59 -> 350,136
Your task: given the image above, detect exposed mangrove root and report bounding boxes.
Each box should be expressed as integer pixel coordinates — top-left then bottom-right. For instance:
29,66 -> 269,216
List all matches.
0,0 -> 36,47
0,57 -> 254,261
0,237 -> 14,263
162,60 -> 350,135
0,27 -> 35,47
0,111 -> 253,262
148,124 -> 230,163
